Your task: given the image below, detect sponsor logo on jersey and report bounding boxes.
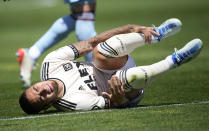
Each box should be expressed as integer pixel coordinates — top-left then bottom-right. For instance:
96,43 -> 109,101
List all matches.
63,62 -> 73,71
73,61 -> 98,90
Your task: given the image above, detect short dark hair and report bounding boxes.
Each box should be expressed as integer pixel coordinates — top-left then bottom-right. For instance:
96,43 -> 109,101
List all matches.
19,91 -> 40,114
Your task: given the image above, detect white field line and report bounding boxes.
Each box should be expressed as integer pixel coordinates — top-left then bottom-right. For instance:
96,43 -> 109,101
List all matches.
1,101 -> 209,121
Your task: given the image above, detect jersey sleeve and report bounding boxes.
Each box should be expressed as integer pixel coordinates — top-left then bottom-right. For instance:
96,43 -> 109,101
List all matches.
44,45 -> 79,62
54,90 -> 109,111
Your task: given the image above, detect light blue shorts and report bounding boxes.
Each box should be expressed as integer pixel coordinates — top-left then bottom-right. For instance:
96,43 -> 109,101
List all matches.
64,0 -> 96,5
64,0 -> 96,10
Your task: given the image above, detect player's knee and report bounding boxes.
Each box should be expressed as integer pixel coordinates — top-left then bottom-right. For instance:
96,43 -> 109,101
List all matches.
93,46 -> 128,70
93,47 -> 106,61
97,35 -> 124,58
51,15 -> 74,35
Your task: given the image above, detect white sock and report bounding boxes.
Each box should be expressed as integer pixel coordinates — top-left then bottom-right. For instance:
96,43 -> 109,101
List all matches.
116,56 -> 175,91
97,32 -> 158,58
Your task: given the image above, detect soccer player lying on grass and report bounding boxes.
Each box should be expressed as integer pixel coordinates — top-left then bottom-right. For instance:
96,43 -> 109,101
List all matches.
19,18 -> 203,114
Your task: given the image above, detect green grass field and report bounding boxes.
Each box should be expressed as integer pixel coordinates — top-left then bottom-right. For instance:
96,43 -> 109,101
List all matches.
0,0 -> 209,130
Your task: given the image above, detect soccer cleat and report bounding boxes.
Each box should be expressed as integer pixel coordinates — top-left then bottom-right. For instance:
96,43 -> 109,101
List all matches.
171,39 -> 203,66
128,88 -> 145,107
16,48 -> 35,87
153,18 -> 182,42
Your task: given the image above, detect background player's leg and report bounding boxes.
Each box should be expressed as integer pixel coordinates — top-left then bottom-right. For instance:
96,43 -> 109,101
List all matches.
17,15 -> 75,87
75,12 -> 97,62
28,15 -> 75,61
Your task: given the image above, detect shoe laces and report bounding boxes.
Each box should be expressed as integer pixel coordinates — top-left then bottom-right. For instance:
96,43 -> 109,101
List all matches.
152,24 -> 161,41
152,24 -> 157,32
152,23 -> 168,36
174,48 -> 181,62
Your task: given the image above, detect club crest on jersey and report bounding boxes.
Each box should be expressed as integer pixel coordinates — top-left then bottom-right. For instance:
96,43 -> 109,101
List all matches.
63,62 -> 73,71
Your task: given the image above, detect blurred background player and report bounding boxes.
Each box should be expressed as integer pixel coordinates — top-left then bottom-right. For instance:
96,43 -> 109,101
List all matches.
16,0 -> 97,87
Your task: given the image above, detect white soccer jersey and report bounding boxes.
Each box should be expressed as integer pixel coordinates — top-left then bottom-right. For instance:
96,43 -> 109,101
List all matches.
40,45 -> 110,111
40,45 -> 137,111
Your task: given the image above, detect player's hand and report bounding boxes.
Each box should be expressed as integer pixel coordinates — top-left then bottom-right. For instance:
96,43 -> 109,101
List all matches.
130,25 -> 160,43
141,27 -> 160,43
102,75 -> 129,107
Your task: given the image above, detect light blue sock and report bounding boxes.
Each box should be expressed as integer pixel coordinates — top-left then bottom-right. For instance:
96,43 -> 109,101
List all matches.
75,19 -> 97,62
30,15 -> 75,60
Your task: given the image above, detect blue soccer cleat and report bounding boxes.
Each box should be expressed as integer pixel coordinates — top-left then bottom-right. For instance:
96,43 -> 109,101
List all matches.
171,39 -> 203,66
153,18 -> 182,41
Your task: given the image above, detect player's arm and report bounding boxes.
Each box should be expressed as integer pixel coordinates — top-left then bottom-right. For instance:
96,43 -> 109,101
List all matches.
72,24 -> 157,58
45,25 -> 157,61
60,91 -> 110,110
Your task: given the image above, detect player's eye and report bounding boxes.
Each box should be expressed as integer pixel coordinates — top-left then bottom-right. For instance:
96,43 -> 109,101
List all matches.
33,86 -> 38,92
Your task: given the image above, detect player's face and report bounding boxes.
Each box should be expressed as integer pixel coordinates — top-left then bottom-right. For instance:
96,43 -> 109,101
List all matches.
26,80 -> 59,110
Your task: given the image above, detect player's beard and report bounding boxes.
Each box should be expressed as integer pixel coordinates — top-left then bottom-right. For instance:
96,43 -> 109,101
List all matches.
49,80 -> 60,100
43,80 -> 60,109
51,80 -> 59,92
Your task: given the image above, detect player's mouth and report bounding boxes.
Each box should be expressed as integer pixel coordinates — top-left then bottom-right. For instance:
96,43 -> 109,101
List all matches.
46,84 -> 53,93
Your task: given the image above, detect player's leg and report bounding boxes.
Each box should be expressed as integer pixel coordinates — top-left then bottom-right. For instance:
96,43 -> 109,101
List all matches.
29,15 -> 75,61
75,12 -> 97,62
94,18 -> 182,70
115,39 -> 203,91
97,18 -> 182,58
16,15 -> 75,87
